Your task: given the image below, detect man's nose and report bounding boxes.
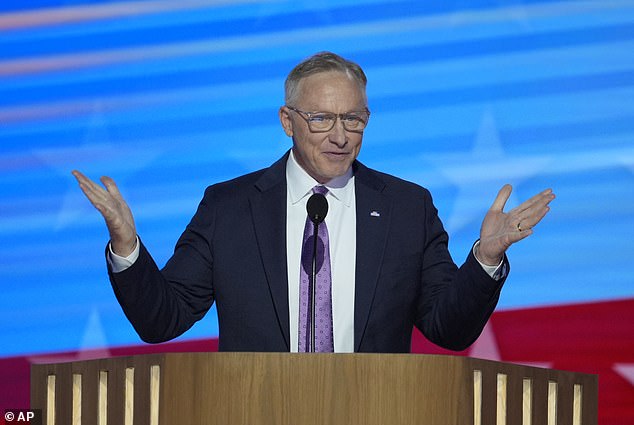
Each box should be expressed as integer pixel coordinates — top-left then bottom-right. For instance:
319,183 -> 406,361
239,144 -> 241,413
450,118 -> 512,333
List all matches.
329,116 -> 348,147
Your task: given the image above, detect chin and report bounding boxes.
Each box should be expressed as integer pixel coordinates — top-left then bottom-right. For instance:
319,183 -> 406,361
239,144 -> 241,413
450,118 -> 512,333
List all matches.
311,160 -> 354,182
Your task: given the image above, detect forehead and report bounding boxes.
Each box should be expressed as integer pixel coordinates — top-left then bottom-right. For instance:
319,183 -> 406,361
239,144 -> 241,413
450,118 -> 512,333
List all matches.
295,71 -> 366,110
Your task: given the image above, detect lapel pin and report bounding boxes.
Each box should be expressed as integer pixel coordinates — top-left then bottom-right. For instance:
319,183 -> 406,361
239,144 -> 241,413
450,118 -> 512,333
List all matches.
370,211 -> 380,217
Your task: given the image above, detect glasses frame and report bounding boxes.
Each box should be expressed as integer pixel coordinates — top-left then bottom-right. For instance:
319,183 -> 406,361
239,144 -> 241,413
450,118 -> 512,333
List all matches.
286,106 -> 370,133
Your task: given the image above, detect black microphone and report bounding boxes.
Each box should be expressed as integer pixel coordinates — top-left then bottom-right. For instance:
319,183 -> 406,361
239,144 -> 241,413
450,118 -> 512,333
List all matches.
305,192 -> 328,352
306,193 -> 328,225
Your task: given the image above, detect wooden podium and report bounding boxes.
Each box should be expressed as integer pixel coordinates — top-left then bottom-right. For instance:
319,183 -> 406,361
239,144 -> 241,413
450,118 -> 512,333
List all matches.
31,353 -> 597,425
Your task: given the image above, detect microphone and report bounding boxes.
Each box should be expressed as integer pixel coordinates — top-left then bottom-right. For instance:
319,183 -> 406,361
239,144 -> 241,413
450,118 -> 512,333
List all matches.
306,192 -> 328,352
306,193 -> 328,224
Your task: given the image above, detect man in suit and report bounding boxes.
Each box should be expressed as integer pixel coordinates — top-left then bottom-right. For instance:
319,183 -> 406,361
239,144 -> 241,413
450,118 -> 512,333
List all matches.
72,52 -> 555,353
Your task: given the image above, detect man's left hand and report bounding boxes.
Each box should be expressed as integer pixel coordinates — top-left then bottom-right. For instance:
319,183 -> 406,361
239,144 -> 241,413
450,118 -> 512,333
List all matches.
477,184 -> 556,266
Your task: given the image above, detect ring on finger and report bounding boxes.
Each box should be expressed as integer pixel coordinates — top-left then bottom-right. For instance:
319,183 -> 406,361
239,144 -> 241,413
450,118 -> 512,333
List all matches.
517,222 -> 523,232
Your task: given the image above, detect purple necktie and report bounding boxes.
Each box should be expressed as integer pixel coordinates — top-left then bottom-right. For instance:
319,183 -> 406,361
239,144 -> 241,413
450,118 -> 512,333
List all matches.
298,185 -> 334,352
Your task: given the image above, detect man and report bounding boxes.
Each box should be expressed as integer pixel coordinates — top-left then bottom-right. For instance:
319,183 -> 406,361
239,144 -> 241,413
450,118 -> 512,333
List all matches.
72,52 -> 554,353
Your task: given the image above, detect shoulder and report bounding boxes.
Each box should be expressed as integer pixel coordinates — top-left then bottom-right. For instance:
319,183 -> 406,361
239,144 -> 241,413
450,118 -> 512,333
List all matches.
354,160 -> 433,203
204,169 -> 266,196
201,152 -> 288,201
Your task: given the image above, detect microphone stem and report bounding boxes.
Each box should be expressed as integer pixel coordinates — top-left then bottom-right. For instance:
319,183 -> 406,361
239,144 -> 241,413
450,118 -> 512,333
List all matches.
310,221 -> 318,353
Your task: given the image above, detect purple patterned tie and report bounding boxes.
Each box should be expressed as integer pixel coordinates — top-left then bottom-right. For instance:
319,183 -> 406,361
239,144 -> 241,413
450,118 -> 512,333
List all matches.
298,185 -> 334,352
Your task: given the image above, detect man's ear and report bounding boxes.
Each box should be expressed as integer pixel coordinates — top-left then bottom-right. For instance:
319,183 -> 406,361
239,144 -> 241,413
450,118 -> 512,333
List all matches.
279,106 -> 293,137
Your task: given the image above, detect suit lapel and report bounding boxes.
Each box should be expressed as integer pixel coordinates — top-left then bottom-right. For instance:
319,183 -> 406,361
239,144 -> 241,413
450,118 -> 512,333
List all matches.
353,163 -> 391,351
249,153 -> 290,350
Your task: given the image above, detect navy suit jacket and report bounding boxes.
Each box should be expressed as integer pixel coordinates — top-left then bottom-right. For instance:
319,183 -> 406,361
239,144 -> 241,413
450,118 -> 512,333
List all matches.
108,152 -> 507,352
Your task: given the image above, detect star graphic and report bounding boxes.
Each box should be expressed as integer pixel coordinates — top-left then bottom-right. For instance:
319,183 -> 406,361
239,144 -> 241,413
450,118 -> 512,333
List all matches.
421,108 -> 552,235
75,307 -> 112,360
614,363 -> 634,388
29,307 -> 111,364
619,151 -> 634,174
32,101 -> 163,230
469,321 -> 502,361
469,321 -> 553,368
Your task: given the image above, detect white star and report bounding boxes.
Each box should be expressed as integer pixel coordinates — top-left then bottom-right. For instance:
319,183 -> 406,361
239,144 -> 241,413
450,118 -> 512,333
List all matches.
469,320 -> 552,368
423,108 -> 551,235
75,307 -> 111,360
619,152 -> 634,174
614,363 -> 634,387
29,307 -> 111,364
32,101 -> 163,230
469,321 -> 502,361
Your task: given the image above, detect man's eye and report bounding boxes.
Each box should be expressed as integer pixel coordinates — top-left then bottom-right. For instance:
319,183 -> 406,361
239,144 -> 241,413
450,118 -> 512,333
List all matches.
309,115 -> 330,123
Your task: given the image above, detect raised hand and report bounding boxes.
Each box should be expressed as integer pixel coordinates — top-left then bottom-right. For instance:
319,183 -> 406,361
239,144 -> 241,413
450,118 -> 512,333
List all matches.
477,184 -> 555,266
72,170 -> 137,257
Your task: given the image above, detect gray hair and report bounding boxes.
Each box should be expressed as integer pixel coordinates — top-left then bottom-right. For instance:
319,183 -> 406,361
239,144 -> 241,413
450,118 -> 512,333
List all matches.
284,51 -> 368,106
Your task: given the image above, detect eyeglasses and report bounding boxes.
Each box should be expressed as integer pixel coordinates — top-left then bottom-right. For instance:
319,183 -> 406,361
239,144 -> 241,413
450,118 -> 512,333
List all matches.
286,106 -> 370,133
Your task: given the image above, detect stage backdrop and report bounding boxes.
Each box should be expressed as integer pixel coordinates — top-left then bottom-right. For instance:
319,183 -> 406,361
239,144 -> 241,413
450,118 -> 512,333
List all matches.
1,0 -> 633,423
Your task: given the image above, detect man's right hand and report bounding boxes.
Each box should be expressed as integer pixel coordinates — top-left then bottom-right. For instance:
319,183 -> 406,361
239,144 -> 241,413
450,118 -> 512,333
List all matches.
72,170 -> 137,257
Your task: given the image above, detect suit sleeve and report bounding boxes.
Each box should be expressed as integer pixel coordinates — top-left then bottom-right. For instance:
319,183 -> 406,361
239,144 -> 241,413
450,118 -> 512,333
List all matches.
107,187 -> 216,343
415,189 -> 509,351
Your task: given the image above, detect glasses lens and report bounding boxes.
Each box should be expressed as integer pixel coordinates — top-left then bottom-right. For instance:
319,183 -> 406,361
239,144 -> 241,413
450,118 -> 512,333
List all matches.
308,113 -> 336,131
342,114 -> 367,131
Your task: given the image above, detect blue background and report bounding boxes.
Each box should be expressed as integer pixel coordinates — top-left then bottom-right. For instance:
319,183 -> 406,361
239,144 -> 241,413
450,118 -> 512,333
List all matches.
1,0 -> 633,357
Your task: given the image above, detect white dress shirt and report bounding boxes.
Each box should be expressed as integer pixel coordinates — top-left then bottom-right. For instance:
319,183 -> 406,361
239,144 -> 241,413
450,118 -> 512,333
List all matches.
286,150 -> 356,353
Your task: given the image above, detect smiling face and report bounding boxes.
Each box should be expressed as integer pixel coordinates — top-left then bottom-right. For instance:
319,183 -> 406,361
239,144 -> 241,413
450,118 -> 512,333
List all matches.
279,71 -> 367,183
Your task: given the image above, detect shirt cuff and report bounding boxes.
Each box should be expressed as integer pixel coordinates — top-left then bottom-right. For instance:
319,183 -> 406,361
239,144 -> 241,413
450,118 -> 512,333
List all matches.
107,236 -> 140,273
473,240 -> 507,281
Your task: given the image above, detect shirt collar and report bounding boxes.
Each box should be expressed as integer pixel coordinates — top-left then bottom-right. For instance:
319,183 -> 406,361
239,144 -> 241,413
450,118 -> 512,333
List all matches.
286,149 -> 354,207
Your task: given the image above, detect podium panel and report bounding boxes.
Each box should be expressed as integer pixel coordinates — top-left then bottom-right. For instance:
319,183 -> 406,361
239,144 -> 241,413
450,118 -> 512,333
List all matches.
31,353 -> 597,425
